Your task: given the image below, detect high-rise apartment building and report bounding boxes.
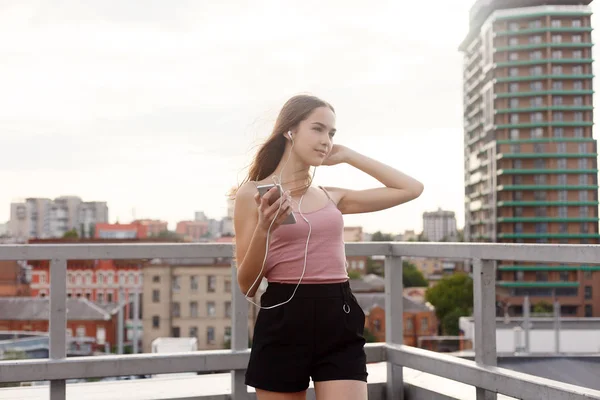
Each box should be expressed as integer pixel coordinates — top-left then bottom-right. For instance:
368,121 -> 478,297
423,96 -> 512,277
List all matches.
422,208 -> 458,241
460,0 -> 599,317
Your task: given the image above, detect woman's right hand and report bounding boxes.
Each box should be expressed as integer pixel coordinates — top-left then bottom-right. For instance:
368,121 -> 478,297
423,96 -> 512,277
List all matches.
254,186 -> 293,234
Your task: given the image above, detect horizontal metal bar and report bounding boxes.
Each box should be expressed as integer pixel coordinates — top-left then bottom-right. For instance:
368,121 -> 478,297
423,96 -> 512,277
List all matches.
0,344 -> 386,383
3,242 -> 598,263
390,242 -> 600,264
0,242 -> 395,261
388,344 -> 600,400
0,243 -> 234,261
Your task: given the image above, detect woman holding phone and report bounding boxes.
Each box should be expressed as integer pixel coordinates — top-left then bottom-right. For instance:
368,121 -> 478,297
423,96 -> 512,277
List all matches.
233,94 -> 423,400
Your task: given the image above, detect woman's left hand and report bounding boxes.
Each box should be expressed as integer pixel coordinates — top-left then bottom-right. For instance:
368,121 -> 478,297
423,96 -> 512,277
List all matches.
322,144 -> 352,166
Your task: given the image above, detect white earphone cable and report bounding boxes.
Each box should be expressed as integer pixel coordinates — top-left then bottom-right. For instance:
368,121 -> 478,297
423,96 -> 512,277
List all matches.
244,131 -> 313,309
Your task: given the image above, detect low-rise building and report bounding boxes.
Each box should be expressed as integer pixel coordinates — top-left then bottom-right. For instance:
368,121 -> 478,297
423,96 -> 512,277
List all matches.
142,257 -> 259,352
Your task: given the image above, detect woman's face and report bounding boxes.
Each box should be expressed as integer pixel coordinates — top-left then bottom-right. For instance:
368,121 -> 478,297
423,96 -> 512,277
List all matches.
291,106 -> 337,166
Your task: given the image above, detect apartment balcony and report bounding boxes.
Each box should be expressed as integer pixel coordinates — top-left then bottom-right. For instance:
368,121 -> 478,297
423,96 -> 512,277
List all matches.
1,242 -> 600,400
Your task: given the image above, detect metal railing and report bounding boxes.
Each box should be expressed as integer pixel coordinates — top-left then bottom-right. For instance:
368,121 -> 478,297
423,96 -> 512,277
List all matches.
1,242 -> 600,399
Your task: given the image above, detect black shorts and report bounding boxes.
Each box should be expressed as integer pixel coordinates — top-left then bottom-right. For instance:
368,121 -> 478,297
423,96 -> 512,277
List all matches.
245,281 -> 368,393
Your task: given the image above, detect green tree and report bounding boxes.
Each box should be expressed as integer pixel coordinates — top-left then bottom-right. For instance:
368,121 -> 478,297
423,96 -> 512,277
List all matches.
363,327 -> 377,343
371,231 -> 394,241
533,301 -> 553,314
365,257 -> 383,276
402,261 -> 428,287
156,230 -> 183,241
425,273 -> 473,335
348,270 -> 362,280
63,228 -> 79,239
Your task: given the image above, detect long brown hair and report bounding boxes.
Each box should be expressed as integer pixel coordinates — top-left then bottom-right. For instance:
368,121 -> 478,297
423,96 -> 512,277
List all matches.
240,95 -> 335,189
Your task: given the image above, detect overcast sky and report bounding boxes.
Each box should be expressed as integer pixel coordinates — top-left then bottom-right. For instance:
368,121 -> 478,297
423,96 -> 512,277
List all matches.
2,1 -> 598,235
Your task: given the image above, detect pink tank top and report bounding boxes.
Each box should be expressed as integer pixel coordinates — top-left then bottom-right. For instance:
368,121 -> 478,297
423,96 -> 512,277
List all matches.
264,188 -> 349,284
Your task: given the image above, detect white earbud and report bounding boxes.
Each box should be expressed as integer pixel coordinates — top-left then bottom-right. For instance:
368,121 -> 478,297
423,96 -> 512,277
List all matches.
287,131 -> 293,140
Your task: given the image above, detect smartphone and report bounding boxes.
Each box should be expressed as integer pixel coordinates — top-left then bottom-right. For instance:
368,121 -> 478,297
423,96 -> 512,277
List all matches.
256,184 -> 297,225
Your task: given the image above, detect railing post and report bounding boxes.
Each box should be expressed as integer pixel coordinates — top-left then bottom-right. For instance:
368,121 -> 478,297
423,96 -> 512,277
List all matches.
385,254 -> 404,400
473,259 -> 497,400
49,258 -> 67,400
230,259 -> 249,399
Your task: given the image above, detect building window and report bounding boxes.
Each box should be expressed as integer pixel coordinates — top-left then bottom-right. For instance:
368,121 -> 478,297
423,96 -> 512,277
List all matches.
584,270 -> 593,280
530,81 -> 543,91
559,223 -> 568,233
536,271 -> 548,281
172,302 -> 180,318
207,276 -> 216,292
421,318 -> 429,333
553,81 -> 563,90
552,66 -> 563,75
573,50 -> 582,59
534,143 -> 545,153
225,301 -> 232,318
574,81 -> 583,90
578,159 -> 589,169
189,326 -> 198,338
97,293 -> 104,303
510,114 -> 519,123
581,223 -> 589,234
574,128 -> 583,137
515,207 -> 523,217
559,272 -> 569,282
207,301 -> 216,317
106,292 -> 113,303
172,276 -> 181,292
558,174 -> 567,185
557,158 -> 567,169
190,275 -> 199,291
572,20 -> 582,28
534,206 -> 547,217
557,142 -> 567,153
573,66 -> 583,75
515,223 -> 524,233
225,280 -> 232,293
579,143 -> 589,153
152,289 -> 160,303
572,35 -> 582,43
574,112 -> 583,122
172,327 -> 180,337
207,327 -> 215,344
552,35 -> 562,43
551,20 -> 562,28
574,97 -> 583,106
510,129 -> 520,140
530,97 -> 543,107
553,128 -> 564,138
585,305 -> 593,317
534,159 -> 546,169
552,50 -> 562,59
190,301 -> 198,318
579,175 -> 589,185
553,112 -> 563,122
579,191 -> 588,201
224,327 -> 232,342
152,316 -> 160,329
580,207 -> 589,217
152,275 -> 160,283
558,192 -> 568,202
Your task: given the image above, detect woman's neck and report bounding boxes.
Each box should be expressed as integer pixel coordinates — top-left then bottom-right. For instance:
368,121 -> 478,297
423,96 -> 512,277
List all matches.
270,148 -> 311,195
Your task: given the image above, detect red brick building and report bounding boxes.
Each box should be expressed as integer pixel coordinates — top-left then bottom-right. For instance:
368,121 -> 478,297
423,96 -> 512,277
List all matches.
0,261 -> 30,297
350,276 -> 439,349
0,297 -> 122,352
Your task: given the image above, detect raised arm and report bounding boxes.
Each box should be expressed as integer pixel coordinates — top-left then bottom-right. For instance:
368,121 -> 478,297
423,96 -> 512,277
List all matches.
323,145 -> 424,214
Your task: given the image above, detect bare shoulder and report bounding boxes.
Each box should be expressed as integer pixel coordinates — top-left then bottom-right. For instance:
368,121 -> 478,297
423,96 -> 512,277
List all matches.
320,186 -> 347,205
233,182 -> 258,212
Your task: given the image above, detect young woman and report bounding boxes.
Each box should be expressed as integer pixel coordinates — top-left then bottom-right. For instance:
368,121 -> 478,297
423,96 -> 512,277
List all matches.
233,94 -> 424,400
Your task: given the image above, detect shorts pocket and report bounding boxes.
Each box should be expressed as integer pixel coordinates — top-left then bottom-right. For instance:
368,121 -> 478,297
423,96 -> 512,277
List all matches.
344,296 -> 366,336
